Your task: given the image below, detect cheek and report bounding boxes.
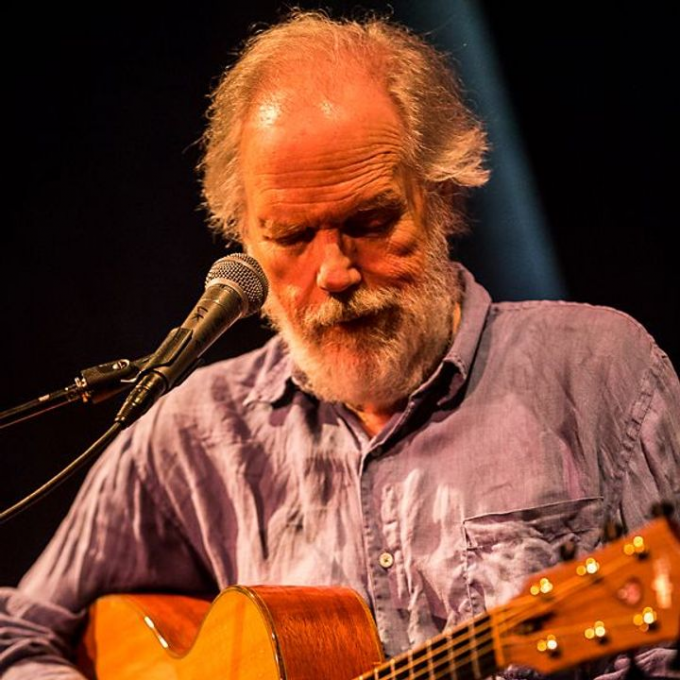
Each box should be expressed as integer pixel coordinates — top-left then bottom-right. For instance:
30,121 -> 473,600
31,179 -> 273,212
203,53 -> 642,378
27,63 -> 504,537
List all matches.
358,223 -> 426,285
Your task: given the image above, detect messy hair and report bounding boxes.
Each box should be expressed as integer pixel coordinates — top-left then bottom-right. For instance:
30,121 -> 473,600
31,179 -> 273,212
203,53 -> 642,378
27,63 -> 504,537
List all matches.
200,10 -> 489,243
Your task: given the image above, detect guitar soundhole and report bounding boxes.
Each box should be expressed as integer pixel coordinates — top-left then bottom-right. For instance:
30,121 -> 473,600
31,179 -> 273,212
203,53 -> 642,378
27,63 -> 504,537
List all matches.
617,578 -> 643,607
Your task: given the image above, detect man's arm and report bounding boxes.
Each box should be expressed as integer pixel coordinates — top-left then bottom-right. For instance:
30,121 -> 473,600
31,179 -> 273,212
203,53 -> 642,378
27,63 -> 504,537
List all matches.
618,347 -> 680,530
0,421 -> 214,679
596,345 -> 680,679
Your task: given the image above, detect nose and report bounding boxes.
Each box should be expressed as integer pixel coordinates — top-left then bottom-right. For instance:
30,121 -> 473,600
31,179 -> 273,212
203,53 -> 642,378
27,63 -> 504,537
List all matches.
315,230 -> 361,293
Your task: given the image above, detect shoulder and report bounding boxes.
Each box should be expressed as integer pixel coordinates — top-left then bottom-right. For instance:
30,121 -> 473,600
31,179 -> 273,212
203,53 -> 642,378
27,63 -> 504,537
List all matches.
124,335 -> 287,452
156,335 -> 287,420
475,300 -> 672,407
487,299 -> 660,365
114,336 -> 287,497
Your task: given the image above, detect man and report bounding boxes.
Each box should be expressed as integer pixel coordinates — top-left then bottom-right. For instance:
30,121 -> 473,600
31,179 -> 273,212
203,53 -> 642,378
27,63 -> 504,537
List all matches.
1,11 -> 679,679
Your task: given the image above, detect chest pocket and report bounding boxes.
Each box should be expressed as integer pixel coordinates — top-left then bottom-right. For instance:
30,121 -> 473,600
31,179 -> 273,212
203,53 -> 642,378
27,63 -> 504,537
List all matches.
462,496 -> 603,615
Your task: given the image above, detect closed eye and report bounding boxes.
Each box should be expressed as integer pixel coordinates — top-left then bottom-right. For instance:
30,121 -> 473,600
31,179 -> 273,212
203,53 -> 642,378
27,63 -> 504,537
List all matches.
343,205 -> 403,238
266,226 -> 317,247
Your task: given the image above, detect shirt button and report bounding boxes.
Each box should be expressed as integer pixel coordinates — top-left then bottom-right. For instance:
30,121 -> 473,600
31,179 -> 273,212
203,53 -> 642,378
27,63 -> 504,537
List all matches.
379,551 -> 394,569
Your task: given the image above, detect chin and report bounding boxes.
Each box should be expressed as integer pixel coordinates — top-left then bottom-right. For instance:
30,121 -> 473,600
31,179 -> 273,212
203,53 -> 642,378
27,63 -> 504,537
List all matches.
294,325 -> 437,410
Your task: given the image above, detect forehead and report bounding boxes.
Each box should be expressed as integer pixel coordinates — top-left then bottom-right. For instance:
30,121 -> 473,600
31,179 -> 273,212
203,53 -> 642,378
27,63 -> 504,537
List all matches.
240,79 -> 408,225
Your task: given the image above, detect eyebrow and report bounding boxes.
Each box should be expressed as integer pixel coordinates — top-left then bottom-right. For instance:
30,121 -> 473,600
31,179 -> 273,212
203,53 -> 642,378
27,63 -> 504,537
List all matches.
353,190 -> 407,214
261,190 -> 407,233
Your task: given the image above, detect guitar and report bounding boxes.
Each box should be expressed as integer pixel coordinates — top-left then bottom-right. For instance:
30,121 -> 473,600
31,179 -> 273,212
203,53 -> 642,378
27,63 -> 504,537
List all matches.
77,516 -> 680,679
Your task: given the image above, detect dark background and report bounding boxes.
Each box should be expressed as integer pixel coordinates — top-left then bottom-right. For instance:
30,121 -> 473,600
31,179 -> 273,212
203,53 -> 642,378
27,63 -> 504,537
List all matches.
2,3 -> 676,585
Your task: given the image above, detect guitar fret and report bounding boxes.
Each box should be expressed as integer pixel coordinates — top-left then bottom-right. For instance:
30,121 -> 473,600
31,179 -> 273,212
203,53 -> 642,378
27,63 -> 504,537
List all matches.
431,614 -> 495,680
426,638 -> 436,678
447,628 -> 469,680
371,655 -> 398,679
388,650 -> 416,679
371,640 -> 440,679
409,649 -> 429,679
475,617 -> 497,680
368,613 -> 497,680
467,617 -> 481,679
429,633 -> 457,679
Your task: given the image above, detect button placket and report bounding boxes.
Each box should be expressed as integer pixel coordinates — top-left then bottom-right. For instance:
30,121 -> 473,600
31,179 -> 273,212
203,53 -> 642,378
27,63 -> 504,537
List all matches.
359,450 -> 411,656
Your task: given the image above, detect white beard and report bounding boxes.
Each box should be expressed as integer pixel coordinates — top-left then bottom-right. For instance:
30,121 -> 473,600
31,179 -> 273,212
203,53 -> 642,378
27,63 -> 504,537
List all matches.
262,244 -> 461,411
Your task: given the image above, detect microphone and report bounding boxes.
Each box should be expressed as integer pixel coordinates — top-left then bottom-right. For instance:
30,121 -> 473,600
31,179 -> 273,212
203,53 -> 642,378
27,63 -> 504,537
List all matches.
115,253 -> 268,428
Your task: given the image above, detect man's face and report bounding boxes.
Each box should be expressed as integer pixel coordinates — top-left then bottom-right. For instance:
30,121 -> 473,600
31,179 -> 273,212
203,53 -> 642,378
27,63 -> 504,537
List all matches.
240,77 -> 455,408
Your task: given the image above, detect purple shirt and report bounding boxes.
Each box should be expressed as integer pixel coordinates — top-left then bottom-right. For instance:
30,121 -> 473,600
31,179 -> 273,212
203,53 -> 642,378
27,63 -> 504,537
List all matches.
2,266 -> 679,679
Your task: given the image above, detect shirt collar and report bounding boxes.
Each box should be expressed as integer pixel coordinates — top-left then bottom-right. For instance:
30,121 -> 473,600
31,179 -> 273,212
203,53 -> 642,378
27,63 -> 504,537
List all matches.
244,263 -> 492,406
441,264 -> 492,381
402,264 -> 491,406
243,338 -> 294,406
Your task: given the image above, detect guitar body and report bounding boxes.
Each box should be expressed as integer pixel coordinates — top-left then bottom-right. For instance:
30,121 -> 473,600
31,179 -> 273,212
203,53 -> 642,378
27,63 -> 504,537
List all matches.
77,585 -> 384,679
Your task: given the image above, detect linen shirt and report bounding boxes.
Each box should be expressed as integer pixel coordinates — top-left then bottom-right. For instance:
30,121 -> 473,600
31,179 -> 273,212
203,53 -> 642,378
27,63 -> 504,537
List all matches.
1,266 -> 679,679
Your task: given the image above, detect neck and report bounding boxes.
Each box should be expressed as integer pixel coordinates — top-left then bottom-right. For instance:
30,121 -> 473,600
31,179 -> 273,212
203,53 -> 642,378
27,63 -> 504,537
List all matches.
346,402 -> 403,438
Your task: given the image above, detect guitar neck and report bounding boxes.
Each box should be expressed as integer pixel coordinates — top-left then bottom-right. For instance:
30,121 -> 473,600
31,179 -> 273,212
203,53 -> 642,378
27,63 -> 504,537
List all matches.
357,612 -> 498,680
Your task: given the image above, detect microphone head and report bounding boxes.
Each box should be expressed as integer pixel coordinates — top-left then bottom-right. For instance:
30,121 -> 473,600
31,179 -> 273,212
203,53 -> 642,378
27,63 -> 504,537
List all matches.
205,253 -> 269,317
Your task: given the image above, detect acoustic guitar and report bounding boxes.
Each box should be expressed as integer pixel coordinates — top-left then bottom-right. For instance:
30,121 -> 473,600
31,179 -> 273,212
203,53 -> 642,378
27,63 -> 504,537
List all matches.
77,516 -> 680,679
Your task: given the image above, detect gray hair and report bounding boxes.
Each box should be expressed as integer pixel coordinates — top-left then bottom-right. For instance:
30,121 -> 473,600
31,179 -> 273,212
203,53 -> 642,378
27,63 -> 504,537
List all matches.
200,10 -> 489,243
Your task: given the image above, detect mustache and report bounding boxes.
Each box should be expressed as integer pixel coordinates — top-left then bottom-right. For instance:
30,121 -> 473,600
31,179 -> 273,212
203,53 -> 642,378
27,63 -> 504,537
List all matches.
300,286 -> 401,330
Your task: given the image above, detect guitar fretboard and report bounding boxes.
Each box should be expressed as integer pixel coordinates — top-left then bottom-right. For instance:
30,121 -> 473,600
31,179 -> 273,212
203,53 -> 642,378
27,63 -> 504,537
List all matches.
358,613 -> 497,680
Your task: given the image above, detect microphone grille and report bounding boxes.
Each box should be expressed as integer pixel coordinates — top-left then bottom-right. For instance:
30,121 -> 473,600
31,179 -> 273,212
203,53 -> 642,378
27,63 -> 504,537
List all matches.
205,253 -> 269,316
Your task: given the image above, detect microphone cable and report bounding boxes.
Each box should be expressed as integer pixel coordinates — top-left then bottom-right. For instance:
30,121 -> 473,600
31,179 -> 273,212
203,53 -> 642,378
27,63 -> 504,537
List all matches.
0,422 -> 122,524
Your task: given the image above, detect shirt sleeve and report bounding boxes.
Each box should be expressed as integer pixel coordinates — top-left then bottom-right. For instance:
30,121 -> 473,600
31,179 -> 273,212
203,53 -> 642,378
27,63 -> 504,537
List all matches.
594,345 -> 680,679
0,421 -> 214,679
619,346 -> 680,529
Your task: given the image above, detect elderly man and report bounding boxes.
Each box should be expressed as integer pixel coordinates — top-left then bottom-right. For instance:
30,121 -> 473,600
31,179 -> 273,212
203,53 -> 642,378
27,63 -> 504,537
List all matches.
1,11 -> 678,680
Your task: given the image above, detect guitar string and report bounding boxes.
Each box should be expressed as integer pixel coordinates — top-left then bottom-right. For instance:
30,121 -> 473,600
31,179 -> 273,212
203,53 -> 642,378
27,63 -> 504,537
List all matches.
359,550 -> 656,680
356,621 -> 494,680
359,614 -> 500,680
366,600 -> 595,680
375,618 -> 494,680
360,595 -> 544,679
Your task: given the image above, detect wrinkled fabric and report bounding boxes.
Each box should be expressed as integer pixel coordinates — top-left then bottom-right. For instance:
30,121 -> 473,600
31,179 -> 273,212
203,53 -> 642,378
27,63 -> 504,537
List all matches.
1,266 -> 679,679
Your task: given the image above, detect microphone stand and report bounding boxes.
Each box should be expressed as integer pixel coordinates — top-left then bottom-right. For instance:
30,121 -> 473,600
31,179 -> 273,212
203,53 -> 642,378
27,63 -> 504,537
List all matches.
0,353 -> 150,523
0,355 -> 151,430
